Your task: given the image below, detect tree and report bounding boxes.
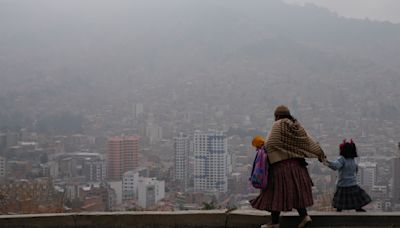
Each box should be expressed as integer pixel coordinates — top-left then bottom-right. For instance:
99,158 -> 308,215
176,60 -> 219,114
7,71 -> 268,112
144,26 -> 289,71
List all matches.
201,201 -> 216,210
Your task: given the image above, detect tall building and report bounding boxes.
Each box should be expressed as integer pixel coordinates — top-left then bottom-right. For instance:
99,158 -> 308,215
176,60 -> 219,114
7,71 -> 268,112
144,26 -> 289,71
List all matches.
134,103 -> 144,119
40,161 -> 59,179
84,158 -> 107,182
5,132 -> 19,148
137,177 -> 165,209
393,142 -> 400,202
146,123 -> 163,144
57,152 -> 102,180
193,130 -> 228,193
107,136 -> 139,180
122,170 -> 139,201
174,133 -> 190,189
0,133 -> 6,151
357,162 -> 377,188
0,156 -> 6,180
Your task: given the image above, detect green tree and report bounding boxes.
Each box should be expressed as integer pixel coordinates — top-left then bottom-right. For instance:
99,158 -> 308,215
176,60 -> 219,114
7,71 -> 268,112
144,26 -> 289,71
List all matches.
201,201 -> 216,210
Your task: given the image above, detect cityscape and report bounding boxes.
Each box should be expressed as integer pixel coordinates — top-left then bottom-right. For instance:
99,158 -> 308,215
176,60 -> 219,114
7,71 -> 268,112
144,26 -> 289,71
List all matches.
0,100 -> 399,213
1,0 -> 400,215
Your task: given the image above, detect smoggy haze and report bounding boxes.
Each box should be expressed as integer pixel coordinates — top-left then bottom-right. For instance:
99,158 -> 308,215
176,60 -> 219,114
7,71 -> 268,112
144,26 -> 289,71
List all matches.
285,0 -> 400,23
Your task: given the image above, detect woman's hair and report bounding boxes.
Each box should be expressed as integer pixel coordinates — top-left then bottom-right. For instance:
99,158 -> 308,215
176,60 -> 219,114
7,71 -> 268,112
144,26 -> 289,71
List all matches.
339,139 -> 358,158
275,114 -> 296,122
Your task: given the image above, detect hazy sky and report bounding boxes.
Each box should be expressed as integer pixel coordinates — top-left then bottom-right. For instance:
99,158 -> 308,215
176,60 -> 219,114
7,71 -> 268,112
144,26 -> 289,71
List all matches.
284,0 -> 400,23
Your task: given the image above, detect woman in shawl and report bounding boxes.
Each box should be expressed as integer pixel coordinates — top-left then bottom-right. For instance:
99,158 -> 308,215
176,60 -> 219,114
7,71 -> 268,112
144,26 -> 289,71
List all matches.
251,105 -> 326,228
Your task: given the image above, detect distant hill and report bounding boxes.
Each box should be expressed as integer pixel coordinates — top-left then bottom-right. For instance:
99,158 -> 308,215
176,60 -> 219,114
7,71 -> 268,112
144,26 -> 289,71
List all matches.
0,0 -> 399,128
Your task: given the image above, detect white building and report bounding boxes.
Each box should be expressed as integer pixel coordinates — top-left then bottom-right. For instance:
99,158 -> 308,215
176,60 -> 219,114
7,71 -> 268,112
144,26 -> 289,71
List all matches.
145,113 -> 162,144
5,132 -> 19,148
40,161 -> 59,178
193,130 -> 228,193
122,170 -> 139,201
65,184 -> 79,201
134,103 -> 144,119
174,133 -> 190,189
370,185 -> 388,199
0,156 -> 6,180
146,123 -> 163,144
357,161 -> 377,188
393,144 -> 400,202
84,158 -> 107,182
108,181 -> 123,205
137,177 -> 165,209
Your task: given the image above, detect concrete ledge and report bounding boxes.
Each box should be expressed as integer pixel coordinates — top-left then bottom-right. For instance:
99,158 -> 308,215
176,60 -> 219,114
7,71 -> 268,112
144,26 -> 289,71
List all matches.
0,210 -> 400,227
0,213 -> 76,228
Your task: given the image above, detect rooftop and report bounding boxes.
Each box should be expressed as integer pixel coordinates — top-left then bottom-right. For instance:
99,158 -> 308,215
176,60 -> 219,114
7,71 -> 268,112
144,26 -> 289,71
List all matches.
1,210 -> 400,227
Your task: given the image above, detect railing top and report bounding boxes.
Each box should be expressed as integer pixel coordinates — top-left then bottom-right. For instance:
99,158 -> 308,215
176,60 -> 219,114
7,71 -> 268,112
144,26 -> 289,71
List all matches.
1,210 -> 400,218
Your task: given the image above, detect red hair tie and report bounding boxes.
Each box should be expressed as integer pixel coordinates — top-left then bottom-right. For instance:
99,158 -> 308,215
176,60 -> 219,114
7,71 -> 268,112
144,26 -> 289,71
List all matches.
340,139 -> 347,150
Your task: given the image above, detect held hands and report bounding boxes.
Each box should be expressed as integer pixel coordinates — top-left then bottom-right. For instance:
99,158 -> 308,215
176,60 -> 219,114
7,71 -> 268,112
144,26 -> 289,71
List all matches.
317,147 -> 329,166
318,153 -> 328,163
322,160 -> 330,166
317,149 -> 326,162
318,155 -> 329,166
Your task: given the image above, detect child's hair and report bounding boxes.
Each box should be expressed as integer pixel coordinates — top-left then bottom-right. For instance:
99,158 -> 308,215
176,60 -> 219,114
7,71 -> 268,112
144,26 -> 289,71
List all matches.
252,135 -> 265,148
339,139 -> 358,158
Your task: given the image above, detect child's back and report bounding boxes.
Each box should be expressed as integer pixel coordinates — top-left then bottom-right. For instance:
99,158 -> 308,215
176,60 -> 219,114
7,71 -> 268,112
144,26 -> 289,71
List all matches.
324,139 -> 371,212
328,156 -> 357,187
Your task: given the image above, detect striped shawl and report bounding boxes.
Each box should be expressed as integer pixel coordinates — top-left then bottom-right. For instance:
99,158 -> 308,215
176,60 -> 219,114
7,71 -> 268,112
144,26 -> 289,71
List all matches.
266,118 -> 324,164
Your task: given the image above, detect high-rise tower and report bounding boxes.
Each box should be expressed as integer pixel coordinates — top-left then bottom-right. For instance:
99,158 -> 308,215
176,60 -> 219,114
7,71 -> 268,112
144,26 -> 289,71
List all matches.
107,136 -> 139,180
193,130 -> 228,193
393,142 -> 400,202
174,133 -> 190,189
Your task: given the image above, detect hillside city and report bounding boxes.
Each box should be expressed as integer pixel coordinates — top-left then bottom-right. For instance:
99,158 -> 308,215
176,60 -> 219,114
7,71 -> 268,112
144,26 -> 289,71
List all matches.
1,0 -> 400,215
0,98 -> 399,213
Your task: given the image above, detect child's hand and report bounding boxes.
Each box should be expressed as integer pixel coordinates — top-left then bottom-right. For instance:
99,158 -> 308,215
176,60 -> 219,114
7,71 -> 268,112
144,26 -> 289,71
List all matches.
322,160 -> 330,166
318,154 -> 326,162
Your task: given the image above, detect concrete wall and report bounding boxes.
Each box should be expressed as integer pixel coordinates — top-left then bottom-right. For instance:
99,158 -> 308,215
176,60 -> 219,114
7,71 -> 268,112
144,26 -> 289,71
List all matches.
0,210 -> 400,228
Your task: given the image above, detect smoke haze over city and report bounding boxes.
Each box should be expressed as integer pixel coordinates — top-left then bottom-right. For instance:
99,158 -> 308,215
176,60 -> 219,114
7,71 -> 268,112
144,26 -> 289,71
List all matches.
284,0 -> 400,23
0,0 -> 399,214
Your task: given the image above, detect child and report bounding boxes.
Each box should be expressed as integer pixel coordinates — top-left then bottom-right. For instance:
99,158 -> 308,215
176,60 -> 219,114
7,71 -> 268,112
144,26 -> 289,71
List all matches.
324,139 -> 371,212
252,135 -> 265,149
250,136 -> 268,190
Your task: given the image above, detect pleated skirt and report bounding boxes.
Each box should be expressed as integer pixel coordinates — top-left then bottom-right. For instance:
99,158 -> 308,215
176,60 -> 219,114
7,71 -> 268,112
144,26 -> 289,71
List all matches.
250,158 -> 314,211
332,185 -> 371,210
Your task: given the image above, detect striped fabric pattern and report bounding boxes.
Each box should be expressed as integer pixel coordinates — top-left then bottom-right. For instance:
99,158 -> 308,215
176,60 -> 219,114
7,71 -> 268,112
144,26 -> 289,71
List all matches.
266,119 -> 324,164
250,159 -> 314,211
332,185 -> 372,210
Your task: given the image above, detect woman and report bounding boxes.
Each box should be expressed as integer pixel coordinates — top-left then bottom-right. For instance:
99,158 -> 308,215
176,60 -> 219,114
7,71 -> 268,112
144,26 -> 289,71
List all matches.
251,105 -> 326,228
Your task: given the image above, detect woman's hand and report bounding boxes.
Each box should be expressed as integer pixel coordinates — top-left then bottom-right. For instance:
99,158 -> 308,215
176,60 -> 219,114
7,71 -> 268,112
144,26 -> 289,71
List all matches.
318,153 -> 326,163
318,154 -> 329,166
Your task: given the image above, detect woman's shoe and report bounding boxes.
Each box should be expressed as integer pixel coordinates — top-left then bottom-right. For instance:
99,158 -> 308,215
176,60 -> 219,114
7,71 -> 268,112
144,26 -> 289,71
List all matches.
298,215 -> 312,228
356,208 -> 366,212
261,224 -> 280,228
